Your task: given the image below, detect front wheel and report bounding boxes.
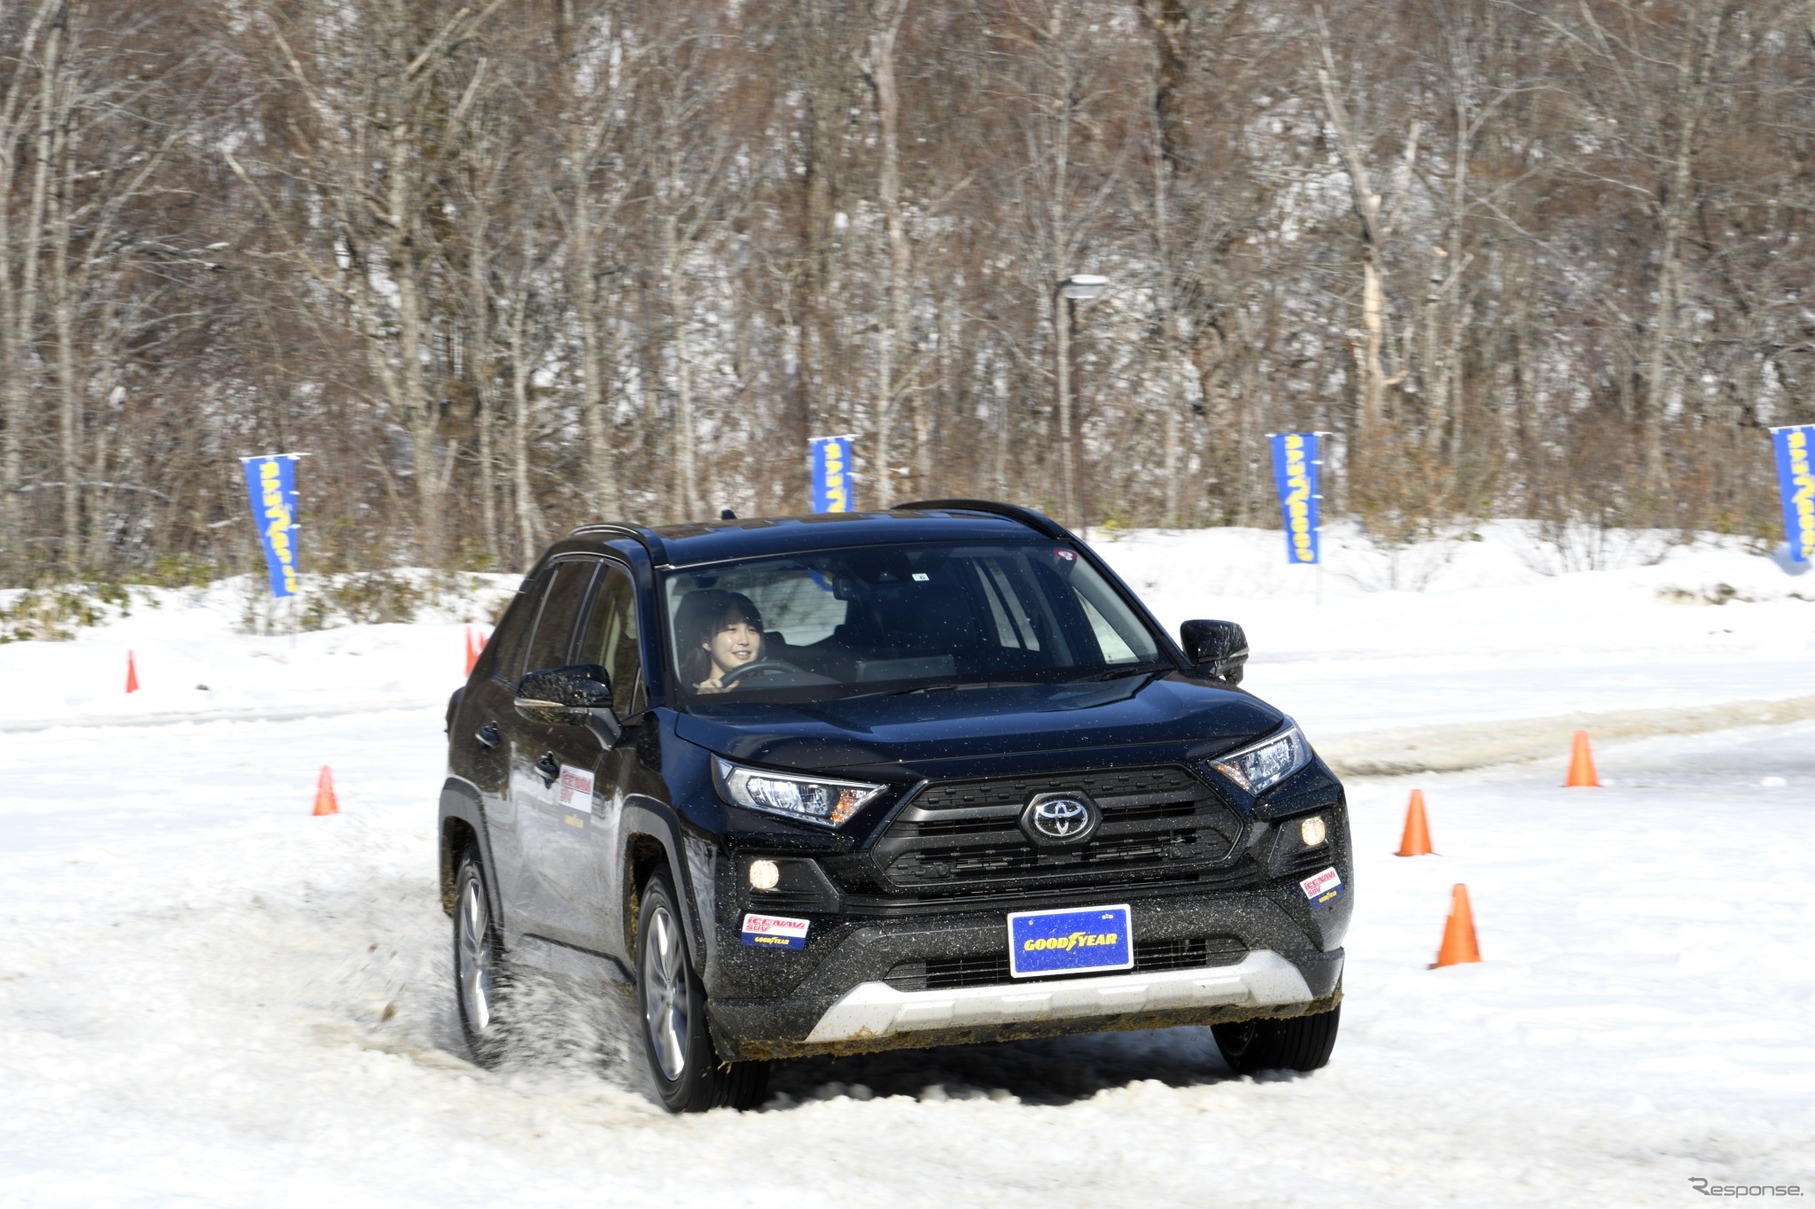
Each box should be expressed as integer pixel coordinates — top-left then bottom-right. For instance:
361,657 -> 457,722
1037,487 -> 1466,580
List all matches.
636,868 -> 767,1113
1212,1003 -> 1341,1074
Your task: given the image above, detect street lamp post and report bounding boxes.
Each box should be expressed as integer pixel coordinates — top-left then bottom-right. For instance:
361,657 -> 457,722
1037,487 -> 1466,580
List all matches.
1053,274 -> 1109,526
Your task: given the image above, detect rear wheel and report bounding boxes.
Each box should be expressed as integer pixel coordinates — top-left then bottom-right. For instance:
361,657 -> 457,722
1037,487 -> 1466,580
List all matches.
453,851 -> 510,1066
1213,1003 -> 1341,1074
636,868 -> 767,1112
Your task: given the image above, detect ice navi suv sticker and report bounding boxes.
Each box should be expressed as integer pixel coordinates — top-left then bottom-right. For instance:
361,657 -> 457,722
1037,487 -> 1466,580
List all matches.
1007,904 -> 1133,978
1301,866 -> 1344,909
556,765 -> 595,823
741,913 -> 810,950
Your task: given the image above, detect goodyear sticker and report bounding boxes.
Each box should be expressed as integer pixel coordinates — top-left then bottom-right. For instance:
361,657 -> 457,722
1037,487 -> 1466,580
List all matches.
741,913 -> 810,950
1007,903 -> 1133,977
1300,866 -> 1344,910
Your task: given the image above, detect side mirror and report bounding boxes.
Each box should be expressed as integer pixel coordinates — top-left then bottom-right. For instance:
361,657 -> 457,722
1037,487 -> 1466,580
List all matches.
515,664 -> 620,741
1180,620 -> 1248,687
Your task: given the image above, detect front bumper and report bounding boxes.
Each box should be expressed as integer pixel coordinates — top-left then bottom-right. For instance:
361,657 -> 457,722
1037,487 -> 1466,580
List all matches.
703,889 -> 1347,1061
803,949 -> 1331,1044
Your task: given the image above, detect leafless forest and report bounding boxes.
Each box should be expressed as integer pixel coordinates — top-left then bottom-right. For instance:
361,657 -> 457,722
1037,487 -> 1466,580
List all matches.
2,0 -> 1812,583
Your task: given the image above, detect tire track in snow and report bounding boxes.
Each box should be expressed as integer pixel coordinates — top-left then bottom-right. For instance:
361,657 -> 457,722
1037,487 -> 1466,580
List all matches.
1320,694 -> 1815,777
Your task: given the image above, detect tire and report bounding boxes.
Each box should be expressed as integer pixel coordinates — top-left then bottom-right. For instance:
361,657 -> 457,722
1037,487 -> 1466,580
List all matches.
635,867 -> 767,1113
453,851 -> 510,1067
1213,1003 -> 1341,1074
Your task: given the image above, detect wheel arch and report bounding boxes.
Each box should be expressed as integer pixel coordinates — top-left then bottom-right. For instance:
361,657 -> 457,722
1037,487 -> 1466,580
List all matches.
618,798 -> 707,971
438,778 -> 497,920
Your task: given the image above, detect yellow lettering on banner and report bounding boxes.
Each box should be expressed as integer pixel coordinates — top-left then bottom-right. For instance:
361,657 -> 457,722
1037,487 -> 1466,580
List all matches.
822,442 -> 851,512
1278,437 -> 1316,562
1789,435 -> 1814,557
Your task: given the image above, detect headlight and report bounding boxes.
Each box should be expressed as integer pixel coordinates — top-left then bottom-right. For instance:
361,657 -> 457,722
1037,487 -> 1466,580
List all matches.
1210,722 -> 1311,796
714,757 -> 884,827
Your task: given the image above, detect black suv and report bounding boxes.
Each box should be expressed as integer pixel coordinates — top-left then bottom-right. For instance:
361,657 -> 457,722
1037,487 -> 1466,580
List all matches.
439,501 -> 1350,1111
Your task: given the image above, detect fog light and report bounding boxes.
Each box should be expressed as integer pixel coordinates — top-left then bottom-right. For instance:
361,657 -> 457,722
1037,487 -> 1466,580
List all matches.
748,859 -> 780,891
1299,816 -> 1327,847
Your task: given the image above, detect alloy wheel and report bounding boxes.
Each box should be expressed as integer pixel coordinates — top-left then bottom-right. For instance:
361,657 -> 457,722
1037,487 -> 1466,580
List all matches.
457,873 -> 494,1035
641,900 -> 690,1082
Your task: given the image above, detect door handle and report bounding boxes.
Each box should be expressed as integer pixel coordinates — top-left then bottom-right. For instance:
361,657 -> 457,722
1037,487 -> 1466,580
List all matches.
474,722 -> 501,751
535,753 -> 560,787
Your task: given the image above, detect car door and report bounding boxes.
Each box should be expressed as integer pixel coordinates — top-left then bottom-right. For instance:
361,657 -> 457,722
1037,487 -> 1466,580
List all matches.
527,559 -> 649,953
502,556 -> 602,943
458,564 -> 557,943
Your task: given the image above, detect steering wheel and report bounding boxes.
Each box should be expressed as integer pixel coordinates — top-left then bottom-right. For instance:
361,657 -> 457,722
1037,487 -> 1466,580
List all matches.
718,658 -> 805,687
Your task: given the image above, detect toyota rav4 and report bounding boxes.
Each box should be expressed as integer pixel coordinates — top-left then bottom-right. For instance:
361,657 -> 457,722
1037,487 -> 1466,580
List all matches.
439,501 -> 1351,1111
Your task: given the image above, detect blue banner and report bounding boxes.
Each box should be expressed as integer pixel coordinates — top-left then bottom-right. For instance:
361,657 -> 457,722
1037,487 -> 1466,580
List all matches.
241,455 -> 300,598
810,435 -> 854,513
1269,432 -> 1321,565
1774,425 -> 1815,564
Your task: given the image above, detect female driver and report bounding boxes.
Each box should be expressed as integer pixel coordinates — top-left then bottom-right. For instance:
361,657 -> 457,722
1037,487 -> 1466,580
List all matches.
676,590 -> 765,694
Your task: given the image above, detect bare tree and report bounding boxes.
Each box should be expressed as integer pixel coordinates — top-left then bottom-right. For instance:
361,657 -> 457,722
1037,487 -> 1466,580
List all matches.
236,0 -> 508,564
0,1 -> 64,565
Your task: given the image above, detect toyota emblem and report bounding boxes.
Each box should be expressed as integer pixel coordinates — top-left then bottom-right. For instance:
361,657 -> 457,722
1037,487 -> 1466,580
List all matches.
1021,792 -> 1100,846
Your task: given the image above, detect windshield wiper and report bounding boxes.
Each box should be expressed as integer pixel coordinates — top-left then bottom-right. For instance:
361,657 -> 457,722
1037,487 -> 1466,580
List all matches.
844,677 -> 1048,699
1069,662 -> 1171,683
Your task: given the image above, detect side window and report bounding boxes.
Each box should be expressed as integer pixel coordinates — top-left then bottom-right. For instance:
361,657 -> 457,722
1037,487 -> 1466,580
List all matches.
523,560 -> 598,675
486,572 -> 550,686
576,563 -> 645,716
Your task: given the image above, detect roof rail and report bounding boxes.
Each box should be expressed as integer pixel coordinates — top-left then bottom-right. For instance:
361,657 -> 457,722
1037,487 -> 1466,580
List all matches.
567,522 -> 670,566
893,498 -> 1070,539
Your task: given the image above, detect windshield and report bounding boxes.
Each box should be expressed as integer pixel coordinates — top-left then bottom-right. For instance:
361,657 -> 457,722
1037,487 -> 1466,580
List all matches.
661,540 -> 1168,702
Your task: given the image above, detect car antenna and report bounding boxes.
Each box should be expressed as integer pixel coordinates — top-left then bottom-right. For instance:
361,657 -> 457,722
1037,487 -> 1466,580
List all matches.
720,509 -> 736,520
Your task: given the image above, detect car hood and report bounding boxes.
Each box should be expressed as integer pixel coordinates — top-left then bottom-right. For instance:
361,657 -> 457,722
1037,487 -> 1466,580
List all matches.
670,673 -> 1284,779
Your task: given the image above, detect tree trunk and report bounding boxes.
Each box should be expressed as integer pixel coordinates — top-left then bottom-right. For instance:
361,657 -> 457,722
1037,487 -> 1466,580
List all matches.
0,2 -> 63,558
864,0 -> 910,509
1639,5 -> 1722,498
466,209 -> 500,561
49,21 -> 78,572
665,212 -> 701,521
565,2 -> 617,522
508,279 -> 538,566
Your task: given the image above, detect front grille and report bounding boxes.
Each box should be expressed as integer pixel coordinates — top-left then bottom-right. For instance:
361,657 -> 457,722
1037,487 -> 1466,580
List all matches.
883,934 -> 1248,991
867,765 -> 1246,901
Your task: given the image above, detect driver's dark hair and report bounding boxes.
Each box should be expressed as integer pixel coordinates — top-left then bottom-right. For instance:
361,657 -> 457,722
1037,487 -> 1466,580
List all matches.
675,589 -> 763,686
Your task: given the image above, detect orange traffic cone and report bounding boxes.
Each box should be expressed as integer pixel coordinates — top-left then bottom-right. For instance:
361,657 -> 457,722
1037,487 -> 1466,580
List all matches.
1565,729 -> 1600,787
312,765 -> 340,816
464,626 -> 480,676
1395,789 -> 1434,856
125,650 -> 140,693
1431,883 -> 1482,968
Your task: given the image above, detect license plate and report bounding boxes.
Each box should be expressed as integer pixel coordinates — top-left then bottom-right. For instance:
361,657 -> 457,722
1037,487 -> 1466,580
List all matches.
1007,904 -> 1133,978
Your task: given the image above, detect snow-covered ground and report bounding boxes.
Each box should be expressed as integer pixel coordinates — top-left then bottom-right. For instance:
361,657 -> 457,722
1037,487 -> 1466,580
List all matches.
2,523 -> 1811,1206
